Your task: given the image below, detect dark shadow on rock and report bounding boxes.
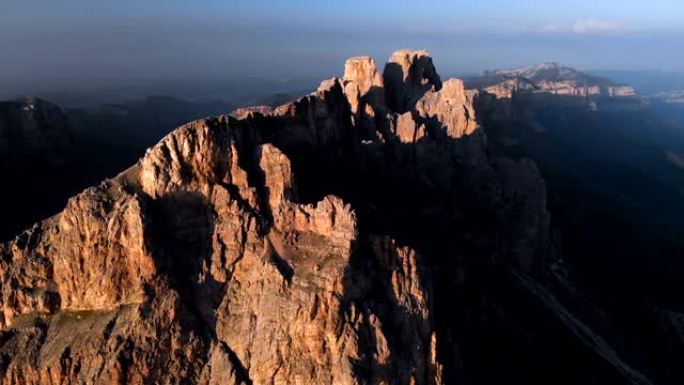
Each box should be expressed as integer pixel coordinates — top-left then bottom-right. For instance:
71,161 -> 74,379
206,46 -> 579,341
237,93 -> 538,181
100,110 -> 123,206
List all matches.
473,91 -> 684,384
383,60 -> 442,114
273,124 -> 494,384
383,62 -> 407,113
267,103 -> 667,384
143,191 -> 225,338
343,235 -> 437,384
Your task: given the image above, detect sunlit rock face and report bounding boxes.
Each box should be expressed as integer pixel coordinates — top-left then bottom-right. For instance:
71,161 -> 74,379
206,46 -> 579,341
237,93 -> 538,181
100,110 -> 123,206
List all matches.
343,56 -> 384,114
0,50 -> 656,385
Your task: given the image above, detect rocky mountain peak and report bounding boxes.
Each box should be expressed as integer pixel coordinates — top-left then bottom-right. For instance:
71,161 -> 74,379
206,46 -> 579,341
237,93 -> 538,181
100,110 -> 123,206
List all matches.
343,56 -> 383,96
342,56 -> 384,114
1,49 -> 657,385
338,50 -> 475,145
384,49 -> 443,113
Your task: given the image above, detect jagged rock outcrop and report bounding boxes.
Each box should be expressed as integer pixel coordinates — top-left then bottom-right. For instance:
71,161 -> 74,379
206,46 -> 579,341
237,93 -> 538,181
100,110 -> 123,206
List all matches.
0,68 -> 448,383
231,105 -> 273,120
0,185 -> 154,329
384,50 -> 442,113
0,112 -> 442,384
414,79 -> 477,138
343,56 -> 384,114
0,50 -> 659,385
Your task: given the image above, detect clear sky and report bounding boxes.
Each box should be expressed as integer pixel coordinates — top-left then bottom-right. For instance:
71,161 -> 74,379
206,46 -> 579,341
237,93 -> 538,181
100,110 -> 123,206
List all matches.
1,0 -> 683,95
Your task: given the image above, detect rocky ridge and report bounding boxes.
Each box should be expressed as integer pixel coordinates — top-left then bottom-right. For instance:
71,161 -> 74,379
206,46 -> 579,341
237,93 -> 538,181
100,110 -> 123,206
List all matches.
0,50 -> 657,384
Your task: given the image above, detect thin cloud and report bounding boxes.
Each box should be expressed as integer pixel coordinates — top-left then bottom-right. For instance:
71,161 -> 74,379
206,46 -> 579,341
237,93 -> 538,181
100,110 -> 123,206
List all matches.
540,22 -> 566,33
572,19 -> 623,34
541,19 -> 624,35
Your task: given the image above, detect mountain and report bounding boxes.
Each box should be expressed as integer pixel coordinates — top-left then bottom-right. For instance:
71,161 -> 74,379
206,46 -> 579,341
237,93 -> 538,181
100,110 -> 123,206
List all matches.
653,90 -> 684,104
471,63 -> 684,271
0,96 -> 236,242
587,70 -> 684,96
0,97 -> 71,162
0,50 -> 681,385
0,98 -> 82,242
474,72 -> 684,383
468,63 -> 637,99
66,95 -> 234,147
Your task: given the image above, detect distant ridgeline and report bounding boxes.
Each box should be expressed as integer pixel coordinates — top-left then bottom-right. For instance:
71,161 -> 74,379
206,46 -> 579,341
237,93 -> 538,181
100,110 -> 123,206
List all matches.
467,62 -> 638,100
0,96 -> 235,241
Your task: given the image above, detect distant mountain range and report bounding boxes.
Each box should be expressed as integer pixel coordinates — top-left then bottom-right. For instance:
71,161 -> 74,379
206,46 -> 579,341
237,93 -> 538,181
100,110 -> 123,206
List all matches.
0,97 -> 71,161
0,96 -> 236,241
468,63 -> 637,99
588,70 -> 684,96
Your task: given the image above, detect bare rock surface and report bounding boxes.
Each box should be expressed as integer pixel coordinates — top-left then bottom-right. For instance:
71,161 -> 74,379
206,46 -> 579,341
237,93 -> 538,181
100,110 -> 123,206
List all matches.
343,56 -> 384,114
0,50 -> 656,385
384,50 -> 442,113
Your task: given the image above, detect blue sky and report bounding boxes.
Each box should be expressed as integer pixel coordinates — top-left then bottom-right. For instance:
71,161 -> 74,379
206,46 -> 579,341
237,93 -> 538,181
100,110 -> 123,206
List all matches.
6,0 -> 683,32
1,1 -> 683,94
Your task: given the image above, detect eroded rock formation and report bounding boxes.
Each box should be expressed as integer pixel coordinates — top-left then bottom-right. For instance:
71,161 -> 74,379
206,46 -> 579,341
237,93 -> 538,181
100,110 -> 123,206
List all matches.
0,50 -> 658,385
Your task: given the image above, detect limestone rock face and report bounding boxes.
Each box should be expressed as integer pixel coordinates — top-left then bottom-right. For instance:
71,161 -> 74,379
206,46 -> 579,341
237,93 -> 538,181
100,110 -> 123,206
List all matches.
0,108 -> 442,384
3,50 -> 649,385
0,184 -> 155,329
393,111 -> 426,143
343,56 -> 384,114
344,57 -> 383,95
273,77 -> 352,149
384,50 -> 443,113
415,79 -> 477,138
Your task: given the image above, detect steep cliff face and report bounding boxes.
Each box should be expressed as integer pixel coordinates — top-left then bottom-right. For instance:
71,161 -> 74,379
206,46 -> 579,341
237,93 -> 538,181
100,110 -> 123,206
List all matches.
0,115 -> 442,384
0,51 -> 658,385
